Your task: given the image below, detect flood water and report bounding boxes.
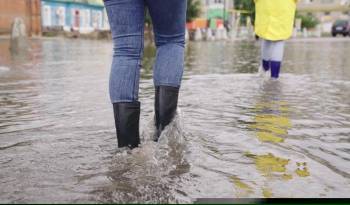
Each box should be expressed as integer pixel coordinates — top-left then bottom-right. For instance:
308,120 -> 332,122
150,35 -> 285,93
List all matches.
0,37 -> 350,202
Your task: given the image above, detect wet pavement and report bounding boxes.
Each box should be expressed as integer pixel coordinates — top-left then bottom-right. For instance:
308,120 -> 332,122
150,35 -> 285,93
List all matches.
0,37 -> 350,202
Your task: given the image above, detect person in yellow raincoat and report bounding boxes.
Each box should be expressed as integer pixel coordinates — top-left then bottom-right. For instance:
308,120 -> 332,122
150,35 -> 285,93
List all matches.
254,0 -> 298,78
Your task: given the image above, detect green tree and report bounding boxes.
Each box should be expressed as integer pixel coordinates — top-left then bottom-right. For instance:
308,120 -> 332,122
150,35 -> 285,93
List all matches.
234,0 -> 255,25
234,0 -> 255,11
296,13 -> 319,29
145,9 -> 152,25
186,0 -> 201,23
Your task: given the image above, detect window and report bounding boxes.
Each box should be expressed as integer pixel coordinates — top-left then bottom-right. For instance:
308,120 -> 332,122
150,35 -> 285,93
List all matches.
92,10 -> 102,29
42,5 -> 52,26
56,7 -> 65,26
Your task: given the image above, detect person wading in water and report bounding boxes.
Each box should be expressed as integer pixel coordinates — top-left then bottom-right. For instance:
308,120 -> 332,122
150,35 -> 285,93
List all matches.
103,0 -> 186,149
255,0 -> 298,79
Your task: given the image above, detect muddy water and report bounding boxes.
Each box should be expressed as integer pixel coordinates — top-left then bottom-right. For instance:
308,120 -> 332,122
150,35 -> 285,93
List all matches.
0,38 -> 350,202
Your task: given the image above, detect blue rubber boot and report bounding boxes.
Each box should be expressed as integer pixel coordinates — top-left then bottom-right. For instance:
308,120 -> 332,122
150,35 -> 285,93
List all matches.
262,60 -> 270,71
270,61 -> 281,79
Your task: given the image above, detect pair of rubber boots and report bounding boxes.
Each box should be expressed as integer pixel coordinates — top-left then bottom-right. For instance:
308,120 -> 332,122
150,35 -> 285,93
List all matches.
262,60 -> 281,78
112,86 -> 179,149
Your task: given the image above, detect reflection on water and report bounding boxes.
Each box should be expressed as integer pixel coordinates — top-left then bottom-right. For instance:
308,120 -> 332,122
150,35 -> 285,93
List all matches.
230,176 -> 254,197
251,81 -> 292,143
1,38 -> 350,202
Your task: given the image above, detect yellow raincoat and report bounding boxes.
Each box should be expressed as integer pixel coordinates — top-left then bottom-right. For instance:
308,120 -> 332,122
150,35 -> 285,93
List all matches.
254,0 -> 298,41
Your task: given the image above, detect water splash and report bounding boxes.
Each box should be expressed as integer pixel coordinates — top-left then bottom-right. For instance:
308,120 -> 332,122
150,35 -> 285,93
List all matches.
90,110 -> 190,203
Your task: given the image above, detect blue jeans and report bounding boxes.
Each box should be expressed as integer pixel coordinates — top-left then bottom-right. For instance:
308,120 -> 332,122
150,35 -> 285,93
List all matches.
104,0 -> 186,103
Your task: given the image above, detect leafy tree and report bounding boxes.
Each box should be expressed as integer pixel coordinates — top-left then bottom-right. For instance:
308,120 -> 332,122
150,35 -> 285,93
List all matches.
234,0 -> 255,11
234,0 -> 255,25
296,13 -> 319,29
145,9 -> 152,25
187,0 -> 201,23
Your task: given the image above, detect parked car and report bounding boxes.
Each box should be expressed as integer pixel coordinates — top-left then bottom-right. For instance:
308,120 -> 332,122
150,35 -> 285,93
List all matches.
331,20 -> 350,37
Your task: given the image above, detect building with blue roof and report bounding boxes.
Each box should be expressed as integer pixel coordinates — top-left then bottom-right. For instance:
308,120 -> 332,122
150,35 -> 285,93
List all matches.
41,0 -> 109,33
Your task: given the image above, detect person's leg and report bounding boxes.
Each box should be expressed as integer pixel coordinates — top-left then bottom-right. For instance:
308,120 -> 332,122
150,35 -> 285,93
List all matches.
261,39 -> 272,71
270,41 -> 285,79
105,0 -> 145,102
147,0 -> 186,88
146,0 -> 186,140
104,0 -> 145,148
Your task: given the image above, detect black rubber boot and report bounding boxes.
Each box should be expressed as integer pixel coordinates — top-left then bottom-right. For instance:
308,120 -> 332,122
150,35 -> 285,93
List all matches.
113,102 -> 140,149
154,86 -> 179,141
